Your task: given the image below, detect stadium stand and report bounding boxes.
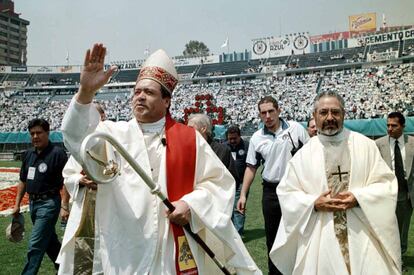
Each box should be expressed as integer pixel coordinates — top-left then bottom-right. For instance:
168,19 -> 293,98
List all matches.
1,62 -> 413,135
0,36 -> 413,156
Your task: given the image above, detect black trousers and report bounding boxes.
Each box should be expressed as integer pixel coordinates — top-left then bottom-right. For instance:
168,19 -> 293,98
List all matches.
396,197 -> 413,255
262,184 -> 282,275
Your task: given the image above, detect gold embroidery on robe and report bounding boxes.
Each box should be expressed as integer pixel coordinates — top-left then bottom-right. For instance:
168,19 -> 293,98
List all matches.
178,235 -> 197,271
324,141 -> 351,274
74,188 -> 97,275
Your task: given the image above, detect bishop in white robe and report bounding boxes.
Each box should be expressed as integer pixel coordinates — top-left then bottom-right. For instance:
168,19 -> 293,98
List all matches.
57,43 -> 261,275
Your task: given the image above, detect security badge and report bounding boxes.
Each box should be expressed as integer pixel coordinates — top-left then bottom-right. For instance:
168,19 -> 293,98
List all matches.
27,167 -> 36,180
28,163 -> 47,179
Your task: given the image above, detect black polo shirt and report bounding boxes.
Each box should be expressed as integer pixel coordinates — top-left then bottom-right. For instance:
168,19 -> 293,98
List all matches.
20,142 -> 68,194
226,138 -> 249,187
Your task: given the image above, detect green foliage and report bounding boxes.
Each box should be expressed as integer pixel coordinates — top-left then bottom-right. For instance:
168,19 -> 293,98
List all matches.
0,213 -> 64,274
183,40 -> 210,56
0,161 -> 21,167
243,173 -> 267,272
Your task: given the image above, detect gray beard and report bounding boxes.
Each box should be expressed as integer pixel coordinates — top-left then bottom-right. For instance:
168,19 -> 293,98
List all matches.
319,128 -> 341,136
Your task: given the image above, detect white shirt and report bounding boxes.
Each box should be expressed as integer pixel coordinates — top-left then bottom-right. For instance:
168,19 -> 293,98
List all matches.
246,119 -> 309,183
389,135 -> 406,177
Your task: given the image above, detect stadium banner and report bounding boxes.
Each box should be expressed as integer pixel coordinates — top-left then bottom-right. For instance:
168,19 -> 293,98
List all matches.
55,90 -> 76,95
35,66 -> 54,73
58,66 -> 76,73
33,65 -> 82,74
104,60 -> 144,71
363,28 -> 414,45
178,73 -> 193,80
203,55 -> 220,64
16,90 -> 52,96
367,51 -> 398,62
349,13 -> 377,36
11,66 -> 27,72
348,28 -> 414,47
310,31 -> 350,44
173,55 -> 220,67
251,33 -> 311,59
2,81 -> 26,87
0,66 -> 84,74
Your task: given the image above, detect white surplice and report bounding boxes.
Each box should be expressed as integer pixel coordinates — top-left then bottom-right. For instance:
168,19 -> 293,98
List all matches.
270,129 -> 401,275
60,156 -> 103,274
57,98 -> 261,275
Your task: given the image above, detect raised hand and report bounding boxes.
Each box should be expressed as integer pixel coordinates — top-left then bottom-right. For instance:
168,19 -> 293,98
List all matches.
77,43 -> 117,104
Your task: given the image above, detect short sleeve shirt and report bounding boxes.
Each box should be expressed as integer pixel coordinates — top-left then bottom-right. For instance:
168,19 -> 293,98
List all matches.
20,142 -> 68,194
246,119 -> 309,183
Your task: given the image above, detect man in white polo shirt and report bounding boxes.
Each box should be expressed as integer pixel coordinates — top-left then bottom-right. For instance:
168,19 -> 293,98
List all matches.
237,95 -> 309,274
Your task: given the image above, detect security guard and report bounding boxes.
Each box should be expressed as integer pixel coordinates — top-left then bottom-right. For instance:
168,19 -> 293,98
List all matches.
12,118 -> 68,275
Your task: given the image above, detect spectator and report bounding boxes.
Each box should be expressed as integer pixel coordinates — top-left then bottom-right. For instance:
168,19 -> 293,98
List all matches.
226,125 -> 249,236
237,96 -> 309,274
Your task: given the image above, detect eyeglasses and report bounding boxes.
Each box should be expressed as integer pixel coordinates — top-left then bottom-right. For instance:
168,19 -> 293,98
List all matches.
317,108 -> 342,117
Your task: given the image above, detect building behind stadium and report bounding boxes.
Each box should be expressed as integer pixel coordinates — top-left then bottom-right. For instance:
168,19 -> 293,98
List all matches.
0,0 -> 29,66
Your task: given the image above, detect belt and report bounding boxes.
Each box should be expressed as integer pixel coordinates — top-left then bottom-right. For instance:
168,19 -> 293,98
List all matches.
29,191 -> 60,201
262,180 -> 279,190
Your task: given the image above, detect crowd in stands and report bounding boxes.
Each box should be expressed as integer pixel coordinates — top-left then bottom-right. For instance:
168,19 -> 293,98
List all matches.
402,45 -> 414,56
0,63 -> 413,134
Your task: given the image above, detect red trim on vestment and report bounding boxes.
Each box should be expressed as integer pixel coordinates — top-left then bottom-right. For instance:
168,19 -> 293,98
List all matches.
165,114 -> 198,275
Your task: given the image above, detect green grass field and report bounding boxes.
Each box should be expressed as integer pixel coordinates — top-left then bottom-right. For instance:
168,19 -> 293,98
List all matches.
1,160 -> 414,274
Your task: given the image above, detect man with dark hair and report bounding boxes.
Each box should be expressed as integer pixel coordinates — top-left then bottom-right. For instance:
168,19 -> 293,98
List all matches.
226,125 -> 249,235
58,43 -> 260,274
237,95 -> 309,274
12,118 -> 68,274
270,91 -> 400,274
376,111 -> 414,270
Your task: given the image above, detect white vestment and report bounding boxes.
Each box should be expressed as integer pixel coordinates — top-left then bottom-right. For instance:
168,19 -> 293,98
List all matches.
270,129 -> 401,275
61,156 -> 103,274
57,98 -> 261,275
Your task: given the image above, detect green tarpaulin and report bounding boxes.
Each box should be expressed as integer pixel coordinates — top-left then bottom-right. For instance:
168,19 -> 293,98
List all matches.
1,117 -> 413,144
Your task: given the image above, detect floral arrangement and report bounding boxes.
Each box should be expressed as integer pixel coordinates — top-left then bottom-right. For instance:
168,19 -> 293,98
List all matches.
183,93 -> 225,125
0,168 -> 29,215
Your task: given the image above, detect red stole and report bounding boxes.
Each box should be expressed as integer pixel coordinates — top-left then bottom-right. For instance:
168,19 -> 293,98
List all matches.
165,114 -> 199,275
